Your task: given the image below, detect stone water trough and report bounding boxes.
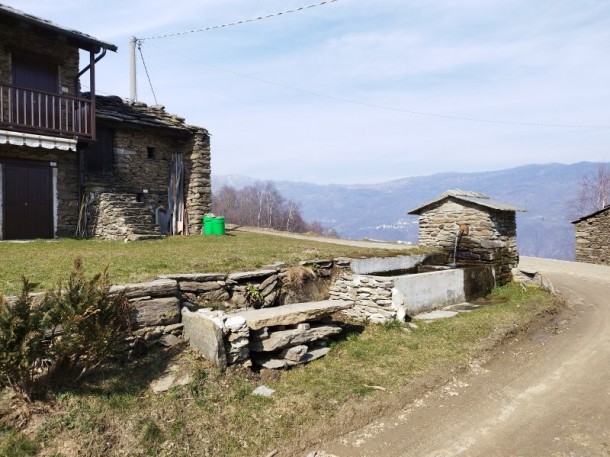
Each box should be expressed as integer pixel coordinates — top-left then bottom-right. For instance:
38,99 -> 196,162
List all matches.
330,254 -> 495,323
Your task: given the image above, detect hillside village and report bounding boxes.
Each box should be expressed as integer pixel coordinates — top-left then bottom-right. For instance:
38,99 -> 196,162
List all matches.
1,3 -> 610,457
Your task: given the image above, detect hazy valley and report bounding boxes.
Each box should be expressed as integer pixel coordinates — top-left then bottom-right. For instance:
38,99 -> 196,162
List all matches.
214,162 -> 604,260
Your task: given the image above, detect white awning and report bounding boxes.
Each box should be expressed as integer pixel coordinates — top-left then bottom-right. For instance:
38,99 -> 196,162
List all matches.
0,130 -> 77,151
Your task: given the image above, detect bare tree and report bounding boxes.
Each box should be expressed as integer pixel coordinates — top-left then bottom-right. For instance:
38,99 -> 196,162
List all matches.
574,163 -> 610,217
212,182 -> 337,235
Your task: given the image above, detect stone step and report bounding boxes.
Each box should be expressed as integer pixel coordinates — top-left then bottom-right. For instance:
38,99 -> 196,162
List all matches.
249,324 -> 342,352
233,300 -> 353,330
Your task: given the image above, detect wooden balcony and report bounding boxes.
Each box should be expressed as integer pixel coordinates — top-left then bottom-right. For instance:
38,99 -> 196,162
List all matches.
0,83 -> 93,139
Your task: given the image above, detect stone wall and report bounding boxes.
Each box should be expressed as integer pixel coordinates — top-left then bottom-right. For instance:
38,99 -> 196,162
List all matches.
0,24 -> 79,95
84,125 -> 211,238
417,199 -> 518,285
3,254 -> 501,368
330,273 -> 397,323
183,129 -> 212,235
574,208 -> 610,265
87,192 -> 161,239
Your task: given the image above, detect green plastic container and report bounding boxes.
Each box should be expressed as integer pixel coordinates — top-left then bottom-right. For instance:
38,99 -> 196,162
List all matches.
211,216 -> 225,236
203,215 -> 214,235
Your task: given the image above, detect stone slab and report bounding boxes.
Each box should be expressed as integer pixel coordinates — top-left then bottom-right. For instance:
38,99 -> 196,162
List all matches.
181,308 -> 227,368
110,278 -> 178,299
250,325 -> 342,352
280,345 -> 308,361
253,347 -> 331,370
350,254 -> 431,275
234,300 -> 353,330
228,269 -> 278,282
159,273 -> 227,282
179,281 -> 223,293
412,310 -> 459,321
132,297 -> 180,329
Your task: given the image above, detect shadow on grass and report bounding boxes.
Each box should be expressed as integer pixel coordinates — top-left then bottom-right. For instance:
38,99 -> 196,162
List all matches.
52,343 -> 184,399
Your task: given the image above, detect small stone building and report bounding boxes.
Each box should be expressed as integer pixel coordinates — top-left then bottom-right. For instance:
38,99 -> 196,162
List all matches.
408,190 -> 526,285
83,95 -> 211,239
571,205 -> 610,265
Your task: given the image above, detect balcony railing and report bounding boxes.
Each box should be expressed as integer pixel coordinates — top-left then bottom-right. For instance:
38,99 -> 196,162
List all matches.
0,83 -> 93,138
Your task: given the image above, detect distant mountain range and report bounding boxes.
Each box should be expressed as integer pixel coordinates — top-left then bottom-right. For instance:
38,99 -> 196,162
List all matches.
213,162 -> 604,260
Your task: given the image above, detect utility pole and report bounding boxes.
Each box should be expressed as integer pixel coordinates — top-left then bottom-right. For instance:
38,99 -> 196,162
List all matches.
129,36 -> 137,101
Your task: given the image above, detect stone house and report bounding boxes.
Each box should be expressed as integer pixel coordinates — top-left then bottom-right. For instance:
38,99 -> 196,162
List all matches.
408,190 -> 526,285
0,5 -> 210,240
571,205 -> 610,265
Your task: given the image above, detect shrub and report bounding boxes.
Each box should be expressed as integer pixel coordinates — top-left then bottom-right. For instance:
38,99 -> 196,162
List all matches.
45,258 -> 131,382
0,279 -> 52,402
0,258 -> 132,403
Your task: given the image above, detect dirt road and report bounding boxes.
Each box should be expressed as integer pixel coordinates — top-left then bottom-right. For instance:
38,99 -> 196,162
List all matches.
310,257 -> 610,456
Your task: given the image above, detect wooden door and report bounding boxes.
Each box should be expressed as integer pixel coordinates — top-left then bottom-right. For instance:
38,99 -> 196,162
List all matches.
12,55 -> 59,128
3,163 -> 54,239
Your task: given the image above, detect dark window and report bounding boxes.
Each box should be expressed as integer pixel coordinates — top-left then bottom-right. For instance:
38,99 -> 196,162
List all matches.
84,126 -> 115,175
147,147 -> 155,159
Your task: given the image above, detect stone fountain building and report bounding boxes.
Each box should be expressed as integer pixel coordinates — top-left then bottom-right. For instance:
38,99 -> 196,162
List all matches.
408,190 -> 526,285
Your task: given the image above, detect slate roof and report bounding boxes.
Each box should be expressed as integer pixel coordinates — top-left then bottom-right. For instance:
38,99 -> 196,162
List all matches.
571,205 -> 610,224
0,3 -> 117,52
94,95 -> 207,136
408,189 -> 527,215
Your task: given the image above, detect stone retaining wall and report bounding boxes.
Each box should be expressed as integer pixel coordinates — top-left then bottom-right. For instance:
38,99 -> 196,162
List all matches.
102,260 -> 341,358
5,253 -> 500,368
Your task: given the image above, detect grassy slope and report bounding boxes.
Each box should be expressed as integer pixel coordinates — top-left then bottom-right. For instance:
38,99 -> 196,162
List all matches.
0,233 -> 417,296
0,285 -> 561,457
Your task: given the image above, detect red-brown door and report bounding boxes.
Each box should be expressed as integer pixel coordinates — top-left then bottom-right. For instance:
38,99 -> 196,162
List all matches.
3,163 -> 54,239
12,55 -> 59,129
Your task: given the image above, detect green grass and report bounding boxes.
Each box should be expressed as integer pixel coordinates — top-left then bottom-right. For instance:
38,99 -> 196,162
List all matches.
0,232 -> 421,296
0,284 -> 561,457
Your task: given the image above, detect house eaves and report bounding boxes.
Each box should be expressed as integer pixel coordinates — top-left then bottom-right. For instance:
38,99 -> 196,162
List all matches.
94,95 -> 207,137
0,4 -> 117,53
571,205 -> 610,224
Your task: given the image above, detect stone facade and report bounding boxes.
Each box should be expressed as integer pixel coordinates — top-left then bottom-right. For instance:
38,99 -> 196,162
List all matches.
410,192 -> 524,286
84,107 -> 212,239
572,206 -> 610,265
0,16 -> 82,239
0,22 -> 79,95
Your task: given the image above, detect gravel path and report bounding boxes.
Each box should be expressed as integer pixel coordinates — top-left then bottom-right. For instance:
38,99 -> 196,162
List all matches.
310,257 -> 610,456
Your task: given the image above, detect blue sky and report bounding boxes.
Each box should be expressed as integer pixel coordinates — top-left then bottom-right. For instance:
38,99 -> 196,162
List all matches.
7,0 -> 610,183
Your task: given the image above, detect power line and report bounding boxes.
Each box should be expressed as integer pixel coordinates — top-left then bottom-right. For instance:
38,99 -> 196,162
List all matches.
140,0 -> 340,41
137,41 -> 159,104
144,42 -> 610,130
